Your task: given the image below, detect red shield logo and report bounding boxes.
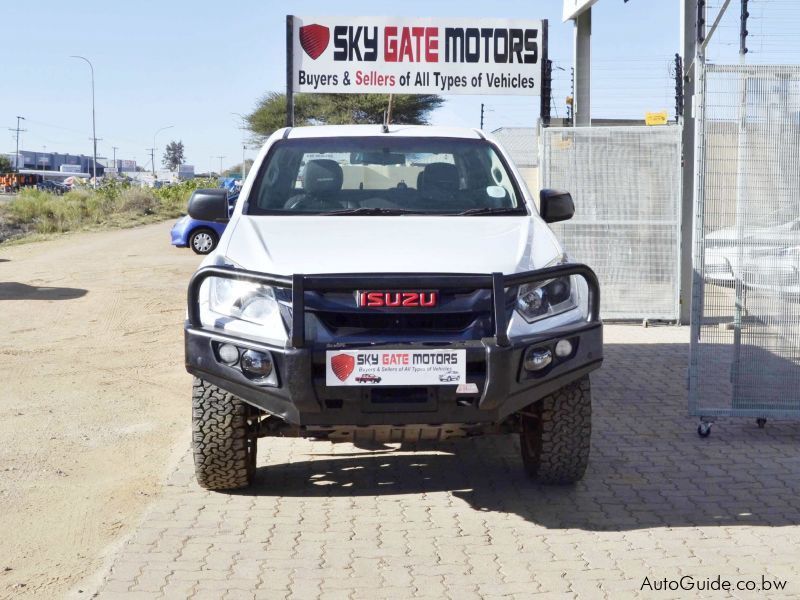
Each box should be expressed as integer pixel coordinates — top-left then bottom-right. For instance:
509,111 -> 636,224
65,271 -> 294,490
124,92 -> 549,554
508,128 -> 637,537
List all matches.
330,353 -> 355,382
299,24 -> 330,60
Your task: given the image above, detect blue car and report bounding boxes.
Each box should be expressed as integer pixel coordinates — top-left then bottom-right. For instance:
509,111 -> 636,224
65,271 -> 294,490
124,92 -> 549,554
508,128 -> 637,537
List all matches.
170,192 -> 237,254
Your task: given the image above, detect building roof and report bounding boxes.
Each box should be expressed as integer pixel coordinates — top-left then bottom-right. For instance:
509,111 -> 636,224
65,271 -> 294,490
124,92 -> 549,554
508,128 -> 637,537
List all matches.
491,127 -> 538,167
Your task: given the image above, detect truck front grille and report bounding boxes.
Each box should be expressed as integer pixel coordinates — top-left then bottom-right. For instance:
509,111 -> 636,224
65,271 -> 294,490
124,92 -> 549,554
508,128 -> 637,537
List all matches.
315,311 -> 485,333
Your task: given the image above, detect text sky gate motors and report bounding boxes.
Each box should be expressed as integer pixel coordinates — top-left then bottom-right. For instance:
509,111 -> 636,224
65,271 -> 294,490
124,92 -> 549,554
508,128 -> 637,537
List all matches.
289,16 -> 546,95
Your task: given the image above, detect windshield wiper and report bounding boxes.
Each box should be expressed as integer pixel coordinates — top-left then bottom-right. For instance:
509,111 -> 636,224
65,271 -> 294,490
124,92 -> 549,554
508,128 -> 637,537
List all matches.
456,207 -> 526,216
320,207 -> 424,216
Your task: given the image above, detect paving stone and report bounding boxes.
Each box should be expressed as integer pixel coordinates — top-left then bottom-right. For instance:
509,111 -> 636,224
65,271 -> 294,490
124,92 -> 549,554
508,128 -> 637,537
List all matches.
84,325 -> 800,599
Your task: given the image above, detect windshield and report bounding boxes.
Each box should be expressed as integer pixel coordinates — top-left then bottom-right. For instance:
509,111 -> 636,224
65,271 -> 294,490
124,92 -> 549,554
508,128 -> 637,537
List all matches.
246,136 -> 526,216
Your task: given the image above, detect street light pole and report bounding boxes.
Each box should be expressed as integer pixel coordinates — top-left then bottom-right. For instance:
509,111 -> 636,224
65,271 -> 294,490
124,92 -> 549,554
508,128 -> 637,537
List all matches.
231,112 -> 248,179
152,125 -> 174,177
70,56 -> 97,187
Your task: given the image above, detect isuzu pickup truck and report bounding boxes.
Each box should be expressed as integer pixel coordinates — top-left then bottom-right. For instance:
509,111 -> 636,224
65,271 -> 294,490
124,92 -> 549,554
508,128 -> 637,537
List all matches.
184,124 -> 602,490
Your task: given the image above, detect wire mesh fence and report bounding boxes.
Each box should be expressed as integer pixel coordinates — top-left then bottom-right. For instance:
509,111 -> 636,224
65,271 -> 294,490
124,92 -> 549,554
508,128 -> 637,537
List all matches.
539,126 -> 682,320
689,63 -> 800,419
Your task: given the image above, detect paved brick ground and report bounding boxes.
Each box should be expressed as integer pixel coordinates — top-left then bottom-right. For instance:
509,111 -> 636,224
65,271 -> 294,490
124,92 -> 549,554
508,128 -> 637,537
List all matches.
87,325 -> 800,599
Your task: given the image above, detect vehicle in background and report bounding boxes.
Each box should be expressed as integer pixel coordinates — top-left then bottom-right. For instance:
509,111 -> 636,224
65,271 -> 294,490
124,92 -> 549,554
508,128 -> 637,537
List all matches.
170,192 -> 238,254
37,180 -> 69,195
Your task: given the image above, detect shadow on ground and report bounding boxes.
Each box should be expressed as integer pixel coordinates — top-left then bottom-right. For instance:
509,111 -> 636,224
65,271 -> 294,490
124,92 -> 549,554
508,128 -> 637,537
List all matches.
0,282 -> 87,300
240,341 -> 800,531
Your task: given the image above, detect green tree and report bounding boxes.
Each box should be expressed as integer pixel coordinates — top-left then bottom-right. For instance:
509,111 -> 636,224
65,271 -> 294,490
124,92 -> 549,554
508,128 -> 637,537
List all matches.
246,92 -> 445,140
0,154 -> 13,173
162,140 -> 185,171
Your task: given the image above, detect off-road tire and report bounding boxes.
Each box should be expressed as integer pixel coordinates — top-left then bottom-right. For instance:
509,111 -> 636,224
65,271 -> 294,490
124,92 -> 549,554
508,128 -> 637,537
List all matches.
519,375 -> 591,484
192,378 -> 257,490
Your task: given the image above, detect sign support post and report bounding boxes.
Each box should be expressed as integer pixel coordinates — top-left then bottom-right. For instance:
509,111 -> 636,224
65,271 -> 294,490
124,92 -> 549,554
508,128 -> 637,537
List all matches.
286,15 -> 295,127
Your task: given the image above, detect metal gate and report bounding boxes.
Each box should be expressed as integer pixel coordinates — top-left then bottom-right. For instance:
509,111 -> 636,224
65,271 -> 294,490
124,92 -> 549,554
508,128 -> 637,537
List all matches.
689,64 -> 800,421
539,126 -> 682,320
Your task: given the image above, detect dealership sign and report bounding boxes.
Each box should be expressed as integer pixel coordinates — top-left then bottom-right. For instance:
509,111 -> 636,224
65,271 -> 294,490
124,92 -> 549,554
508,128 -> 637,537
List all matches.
289,16 -> 546,96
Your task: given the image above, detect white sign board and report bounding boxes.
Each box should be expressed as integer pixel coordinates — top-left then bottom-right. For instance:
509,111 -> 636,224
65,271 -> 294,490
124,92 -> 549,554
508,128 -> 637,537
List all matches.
291,16 -> 545,96
563,0 -> 600,21
326,349 -> 466,387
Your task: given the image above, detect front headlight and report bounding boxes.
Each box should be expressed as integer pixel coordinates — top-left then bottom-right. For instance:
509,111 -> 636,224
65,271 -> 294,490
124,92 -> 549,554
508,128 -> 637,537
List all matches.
516,276 -> 577,323
209,278 -> 279,325
200,277 -> 287,344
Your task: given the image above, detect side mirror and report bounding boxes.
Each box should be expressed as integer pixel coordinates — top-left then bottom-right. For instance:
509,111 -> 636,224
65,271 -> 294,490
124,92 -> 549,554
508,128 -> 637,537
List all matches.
188,189 -> 229,222
539,189 -> 575,223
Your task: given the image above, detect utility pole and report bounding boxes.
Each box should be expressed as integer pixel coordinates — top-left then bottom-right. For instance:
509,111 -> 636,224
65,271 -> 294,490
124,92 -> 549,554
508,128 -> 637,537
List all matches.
112,146 -> 119,175
147,148 -> 155,176
152,125 -> 174,176
10,116 -> 26,173
480,103 -> 485,130
216,155 -> 226,176
70,56 -> 97,188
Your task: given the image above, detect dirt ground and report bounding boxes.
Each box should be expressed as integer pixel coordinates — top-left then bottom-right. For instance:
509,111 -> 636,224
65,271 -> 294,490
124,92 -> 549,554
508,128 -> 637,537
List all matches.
0,222 -> 200,599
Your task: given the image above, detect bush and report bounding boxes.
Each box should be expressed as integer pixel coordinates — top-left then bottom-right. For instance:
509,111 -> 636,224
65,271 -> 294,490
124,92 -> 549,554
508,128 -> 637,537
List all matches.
117,187 -> 157,215
154,178 -> 217,215
7,188 -> 52,223
3,177 -> 220,238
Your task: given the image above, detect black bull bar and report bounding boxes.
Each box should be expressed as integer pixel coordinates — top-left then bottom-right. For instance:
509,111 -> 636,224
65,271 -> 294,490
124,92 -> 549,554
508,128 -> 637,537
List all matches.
187,263 -> 601,346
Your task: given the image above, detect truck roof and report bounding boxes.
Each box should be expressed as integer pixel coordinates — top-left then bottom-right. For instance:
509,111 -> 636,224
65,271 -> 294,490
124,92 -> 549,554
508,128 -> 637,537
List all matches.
282,124 -> 484,140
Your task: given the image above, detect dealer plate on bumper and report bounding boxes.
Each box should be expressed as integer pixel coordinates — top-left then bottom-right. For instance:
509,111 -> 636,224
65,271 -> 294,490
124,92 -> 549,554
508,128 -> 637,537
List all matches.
325,349 -> 466,386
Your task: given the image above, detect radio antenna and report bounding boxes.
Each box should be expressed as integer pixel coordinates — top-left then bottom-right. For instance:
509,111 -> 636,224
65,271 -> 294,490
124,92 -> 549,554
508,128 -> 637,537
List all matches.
382,94 -> 394,133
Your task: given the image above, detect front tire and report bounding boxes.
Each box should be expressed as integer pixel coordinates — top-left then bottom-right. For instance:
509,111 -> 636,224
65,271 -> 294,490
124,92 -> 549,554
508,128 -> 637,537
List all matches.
192,378 -> 257,490
189,228 -> 218,255
519,376 -> 591,484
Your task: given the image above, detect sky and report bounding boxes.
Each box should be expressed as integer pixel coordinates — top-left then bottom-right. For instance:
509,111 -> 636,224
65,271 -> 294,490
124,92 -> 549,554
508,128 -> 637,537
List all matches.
2,0 -> 788,174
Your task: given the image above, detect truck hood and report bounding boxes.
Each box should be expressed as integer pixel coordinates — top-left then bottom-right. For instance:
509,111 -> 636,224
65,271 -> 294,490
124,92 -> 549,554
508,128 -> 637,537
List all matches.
222,215 -> 557,275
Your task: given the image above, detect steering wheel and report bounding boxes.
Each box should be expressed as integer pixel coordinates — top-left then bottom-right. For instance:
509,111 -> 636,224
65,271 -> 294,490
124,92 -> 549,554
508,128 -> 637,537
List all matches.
284,195 -> 345,211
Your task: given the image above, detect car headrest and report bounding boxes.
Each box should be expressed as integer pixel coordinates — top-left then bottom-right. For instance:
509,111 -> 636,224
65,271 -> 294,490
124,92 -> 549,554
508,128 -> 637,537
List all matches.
304,159 -> 343,194
420,162 -> 459,194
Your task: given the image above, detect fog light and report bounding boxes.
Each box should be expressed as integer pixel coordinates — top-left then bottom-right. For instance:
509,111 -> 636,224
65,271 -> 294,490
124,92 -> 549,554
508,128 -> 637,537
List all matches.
555,339 -> 573,357
218,343 -> 240,365
241,350 -> 273,378
524,348 -> 553,371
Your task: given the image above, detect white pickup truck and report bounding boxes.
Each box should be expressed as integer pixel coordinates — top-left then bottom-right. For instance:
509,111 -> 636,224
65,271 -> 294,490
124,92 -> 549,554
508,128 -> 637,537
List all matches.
184,124 -> 602,490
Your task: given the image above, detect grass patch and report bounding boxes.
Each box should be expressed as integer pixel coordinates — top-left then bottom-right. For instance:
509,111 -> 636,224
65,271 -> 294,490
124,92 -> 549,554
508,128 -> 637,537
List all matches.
2,178 -> 217,238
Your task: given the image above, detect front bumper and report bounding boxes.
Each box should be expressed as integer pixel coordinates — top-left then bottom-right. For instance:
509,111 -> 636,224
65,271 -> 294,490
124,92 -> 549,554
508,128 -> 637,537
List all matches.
184,265 -> 603,427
